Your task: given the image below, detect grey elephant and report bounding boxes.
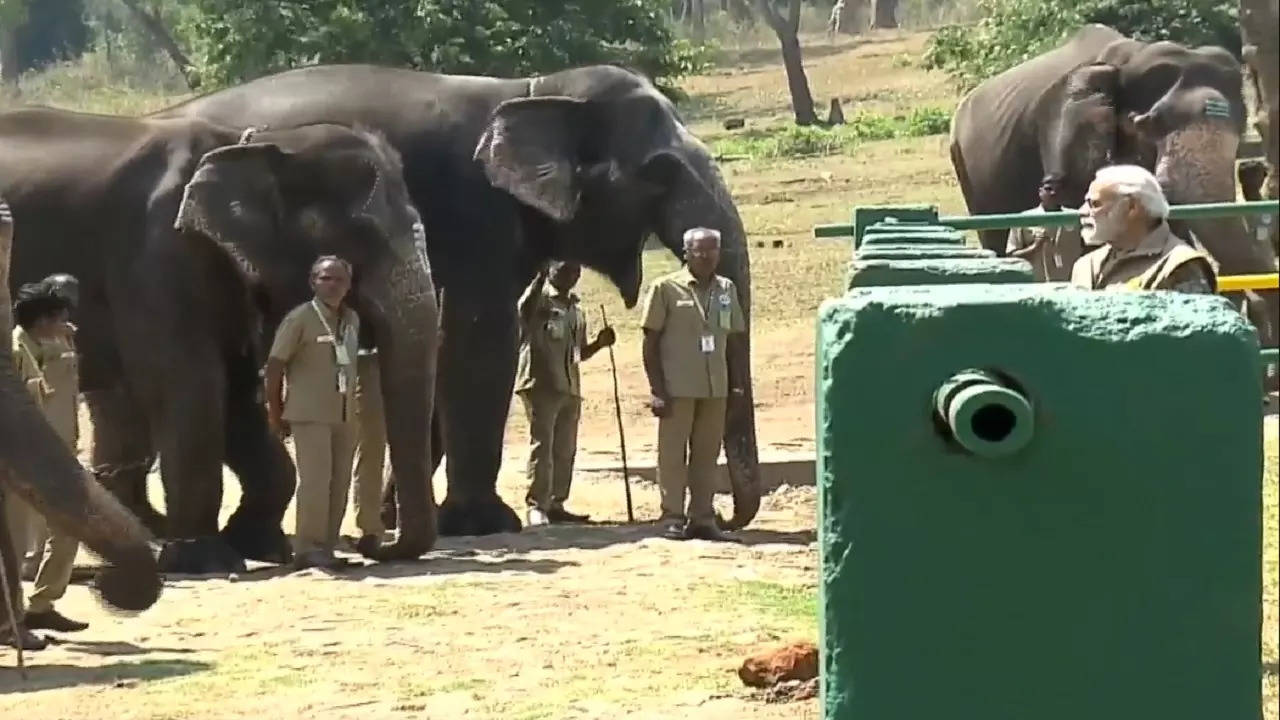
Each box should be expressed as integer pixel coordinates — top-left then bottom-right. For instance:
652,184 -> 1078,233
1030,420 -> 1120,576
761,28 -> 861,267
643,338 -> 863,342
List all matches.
949,24 -> 1278,346
1,196 -> 161,617
1,108 -> 438,574
152,63 -> 763,536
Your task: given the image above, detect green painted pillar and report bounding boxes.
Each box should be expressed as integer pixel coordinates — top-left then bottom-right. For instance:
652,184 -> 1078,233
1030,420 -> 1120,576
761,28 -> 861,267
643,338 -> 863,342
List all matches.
847,258 -> 1033,289
852,205 -> 939,246
816,283 -> 1263,720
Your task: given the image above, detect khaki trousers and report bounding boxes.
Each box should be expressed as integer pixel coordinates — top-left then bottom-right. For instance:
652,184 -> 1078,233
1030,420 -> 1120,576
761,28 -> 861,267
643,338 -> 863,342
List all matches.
3,494 -> 78,614
519,389 -> 581,511
291,421 -> 357,555
352,355 -> 387,537
657,397 -> 727,527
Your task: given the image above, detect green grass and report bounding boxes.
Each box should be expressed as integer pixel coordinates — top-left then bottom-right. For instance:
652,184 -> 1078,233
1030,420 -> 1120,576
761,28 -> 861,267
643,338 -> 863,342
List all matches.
711,107 -> 952,159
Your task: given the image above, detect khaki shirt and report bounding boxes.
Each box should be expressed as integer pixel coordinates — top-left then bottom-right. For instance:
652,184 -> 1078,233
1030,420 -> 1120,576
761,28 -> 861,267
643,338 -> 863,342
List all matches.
1070,222 -> 1217,294
641,267 -> 746,399
515,285 -> 587,398
269,299 -> 360,425
1005,206 -> 1084,282
12,325 -> 79,447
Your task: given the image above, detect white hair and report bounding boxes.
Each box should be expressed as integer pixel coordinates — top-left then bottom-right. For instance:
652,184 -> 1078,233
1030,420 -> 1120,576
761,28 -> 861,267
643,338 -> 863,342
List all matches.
1094,164 -> 1169,220
683,227 -> 721,247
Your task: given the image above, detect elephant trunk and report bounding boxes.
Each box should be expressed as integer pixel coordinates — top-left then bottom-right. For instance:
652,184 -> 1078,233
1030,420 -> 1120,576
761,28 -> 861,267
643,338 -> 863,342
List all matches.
361,249 -> 440,560
657,140 -> 761,530
1156,121 -> 1279,350
1,203 -> 159,611
0,344 -> 161,615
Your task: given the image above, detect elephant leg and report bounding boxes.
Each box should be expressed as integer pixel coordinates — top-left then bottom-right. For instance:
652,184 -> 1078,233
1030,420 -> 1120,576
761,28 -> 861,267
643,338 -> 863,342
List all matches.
380,410 -> 443,531
150,355 -> 246,575
220,353 -> 295,565
435,294 -> 521,536
84,386 -> 164,537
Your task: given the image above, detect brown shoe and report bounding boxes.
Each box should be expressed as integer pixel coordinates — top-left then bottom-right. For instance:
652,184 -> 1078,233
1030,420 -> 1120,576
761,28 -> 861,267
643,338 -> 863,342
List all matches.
0,624 -> 48,650
24,609 -> 89,633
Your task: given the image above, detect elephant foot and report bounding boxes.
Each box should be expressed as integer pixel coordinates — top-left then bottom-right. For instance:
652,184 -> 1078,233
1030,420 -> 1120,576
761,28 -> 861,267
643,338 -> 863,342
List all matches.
221,515 -> 293,566
437,494 -> 522,537
156,537 -> 247,575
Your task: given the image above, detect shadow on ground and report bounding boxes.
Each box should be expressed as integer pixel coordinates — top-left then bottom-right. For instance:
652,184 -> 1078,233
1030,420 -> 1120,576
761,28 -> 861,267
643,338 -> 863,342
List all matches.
149,522 -> 814,585
0,659 -> 210,694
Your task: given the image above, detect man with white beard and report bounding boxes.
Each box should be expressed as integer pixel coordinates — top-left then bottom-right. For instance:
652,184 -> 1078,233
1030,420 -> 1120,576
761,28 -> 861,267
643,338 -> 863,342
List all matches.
1070,164 -> 1217,293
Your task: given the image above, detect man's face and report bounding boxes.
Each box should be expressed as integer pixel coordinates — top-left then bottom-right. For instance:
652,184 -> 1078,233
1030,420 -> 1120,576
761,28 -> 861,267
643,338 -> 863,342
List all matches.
548,262 -> 580,293
311,260 -> 352,306
684,232 -> 720,279
1080,181 -> 1128,247
1039,182 -> 1061,209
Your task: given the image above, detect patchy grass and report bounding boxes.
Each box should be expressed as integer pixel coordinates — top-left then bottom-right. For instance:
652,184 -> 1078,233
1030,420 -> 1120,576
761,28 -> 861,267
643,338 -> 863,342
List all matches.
710,107 -> 952,159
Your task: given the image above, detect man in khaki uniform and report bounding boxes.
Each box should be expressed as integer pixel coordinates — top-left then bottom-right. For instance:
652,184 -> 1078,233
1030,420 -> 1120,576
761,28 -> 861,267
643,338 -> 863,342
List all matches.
515,261 -> 615,526
350,325 -> 386,555
0,198 -> 51,651
641,227 -> 747,542
1006,175 -> 1084,282
6,279 -> 89,635
266,256 -> 360,570
1070,164 -> 1217,293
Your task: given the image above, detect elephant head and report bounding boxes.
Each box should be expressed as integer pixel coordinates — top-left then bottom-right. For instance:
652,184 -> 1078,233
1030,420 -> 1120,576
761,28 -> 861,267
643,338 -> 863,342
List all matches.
473,67 -> 761,529
0,197 -> 161,612
172,124 -> 439,560
1048,37 -> 1277,273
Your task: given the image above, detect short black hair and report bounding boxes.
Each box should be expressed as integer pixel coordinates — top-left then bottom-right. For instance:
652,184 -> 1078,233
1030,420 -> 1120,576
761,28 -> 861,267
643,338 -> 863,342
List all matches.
14,282 -> 70,331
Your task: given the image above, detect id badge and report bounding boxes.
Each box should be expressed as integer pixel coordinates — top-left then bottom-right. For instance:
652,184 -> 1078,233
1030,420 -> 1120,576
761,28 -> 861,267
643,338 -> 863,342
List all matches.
700,334 -> 715,353
334,345 -> 351,366
337,371 -> 348,394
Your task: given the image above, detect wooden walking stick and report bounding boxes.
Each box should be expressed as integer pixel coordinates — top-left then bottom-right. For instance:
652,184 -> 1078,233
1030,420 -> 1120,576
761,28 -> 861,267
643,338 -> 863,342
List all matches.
599,305 -> 634,523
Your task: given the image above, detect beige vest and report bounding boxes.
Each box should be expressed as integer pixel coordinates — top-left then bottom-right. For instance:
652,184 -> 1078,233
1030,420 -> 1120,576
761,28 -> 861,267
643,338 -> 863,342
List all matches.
1070,223 -> 1217,292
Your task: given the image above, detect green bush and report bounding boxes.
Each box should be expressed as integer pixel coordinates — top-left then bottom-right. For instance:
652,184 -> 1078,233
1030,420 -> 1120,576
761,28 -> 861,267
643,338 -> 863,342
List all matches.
712,108 -> 953,159
922,0 -> 1240,92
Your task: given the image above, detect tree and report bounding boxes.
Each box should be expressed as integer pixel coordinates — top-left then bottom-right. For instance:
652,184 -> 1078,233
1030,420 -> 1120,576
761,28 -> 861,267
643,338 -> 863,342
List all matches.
871,0 -> 898,28
924,0 -> 1241,91
754,0 -> 819,125
118,0 -> 199,88
179,0 -> 705,90
0,0 -> 25,87
827,0 -> 869,36
1240,0 -> 1278,201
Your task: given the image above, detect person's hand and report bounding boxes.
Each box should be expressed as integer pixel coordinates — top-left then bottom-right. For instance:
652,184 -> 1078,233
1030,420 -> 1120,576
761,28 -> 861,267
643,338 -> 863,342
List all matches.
596,326 -> 616,347
268,411 -> 291,439
649,393 -> 670,417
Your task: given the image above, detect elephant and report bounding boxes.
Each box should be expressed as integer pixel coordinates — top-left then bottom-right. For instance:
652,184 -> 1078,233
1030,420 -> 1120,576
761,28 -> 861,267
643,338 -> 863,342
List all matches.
949,24 -> 1278,348
0,107 -> 439,574
151,63 -> 763,536
1,196 -> 161,615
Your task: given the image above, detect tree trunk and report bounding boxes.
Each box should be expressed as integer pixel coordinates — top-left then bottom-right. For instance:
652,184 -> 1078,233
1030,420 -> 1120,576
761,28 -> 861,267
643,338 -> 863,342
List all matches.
1,26 -> 19,89
872,0 -> 899,28
756,0 -> 819,126
691,0 -> 706,43
120,0 -> 199,89
1240,0 -> 1279,201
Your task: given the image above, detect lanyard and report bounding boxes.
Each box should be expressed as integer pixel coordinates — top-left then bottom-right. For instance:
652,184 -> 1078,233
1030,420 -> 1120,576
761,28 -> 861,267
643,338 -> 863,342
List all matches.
689,280 -> 715,327
311,298 -> 337,337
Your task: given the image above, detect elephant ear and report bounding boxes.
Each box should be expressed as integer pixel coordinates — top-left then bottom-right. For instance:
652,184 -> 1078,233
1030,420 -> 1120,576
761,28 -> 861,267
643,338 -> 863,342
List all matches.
473,96 -> 592,223
174,140 -> 293,274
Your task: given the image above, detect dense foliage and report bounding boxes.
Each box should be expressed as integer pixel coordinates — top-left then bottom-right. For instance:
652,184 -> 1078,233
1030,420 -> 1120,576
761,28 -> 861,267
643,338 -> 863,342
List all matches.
922,0 -> 1240,92
2,0 -> 89,73
177,0 -> 708,88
